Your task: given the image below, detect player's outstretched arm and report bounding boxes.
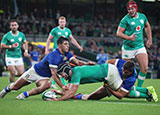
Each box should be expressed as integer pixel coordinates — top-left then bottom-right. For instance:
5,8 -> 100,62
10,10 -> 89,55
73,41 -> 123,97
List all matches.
70,57 -> 96,66
69,35 -> 83,52
104,83 -> 128,100
45,34 -> 53,55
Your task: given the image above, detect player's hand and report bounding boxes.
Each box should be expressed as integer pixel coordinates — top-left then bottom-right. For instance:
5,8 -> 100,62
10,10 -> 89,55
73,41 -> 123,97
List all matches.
24,52 -> 29,57
86,61 -> 97,65
146,40 -> 152,48
128,34 -> 137,41
62,85 -> 69,91
45,50 -> 49,55
12,42 -> 19,48
50,89 -> 63,95
79,46 -> 83,52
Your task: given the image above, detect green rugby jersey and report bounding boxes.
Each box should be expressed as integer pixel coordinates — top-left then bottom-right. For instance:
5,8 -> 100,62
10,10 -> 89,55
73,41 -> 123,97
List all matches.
49,26 -> 72,50
1,31 -> 26,58
119,12 -> 148,50
69,64 -> 109,84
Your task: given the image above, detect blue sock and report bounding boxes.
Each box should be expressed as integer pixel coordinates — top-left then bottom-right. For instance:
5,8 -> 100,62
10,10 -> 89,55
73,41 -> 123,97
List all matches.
4,86 -> 10,92
23,91 -> 29,98
73,93 -> 83,99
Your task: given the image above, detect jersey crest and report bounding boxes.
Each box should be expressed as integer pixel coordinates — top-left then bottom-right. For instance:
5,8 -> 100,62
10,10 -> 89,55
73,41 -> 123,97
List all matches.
140,19 -> 144,24
18,37 -> 22,41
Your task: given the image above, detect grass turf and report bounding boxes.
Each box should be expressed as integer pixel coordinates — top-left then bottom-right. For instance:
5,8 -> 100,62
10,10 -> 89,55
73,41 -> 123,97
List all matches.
0,77 -> 160,115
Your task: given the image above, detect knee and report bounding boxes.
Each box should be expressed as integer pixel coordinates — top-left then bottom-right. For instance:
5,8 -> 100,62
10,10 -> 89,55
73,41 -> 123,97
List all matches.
140,66 -> 148,73
10,71 -> 15,76
40,82 -> 51,92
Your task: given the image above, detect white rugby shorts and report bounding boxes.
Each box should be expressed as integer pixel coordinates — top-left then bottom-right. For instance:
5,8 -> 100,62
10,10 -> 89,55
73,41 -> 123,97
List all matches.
5,57 -> 24,66
122,47 -> 147,59
21,66 -> 50,83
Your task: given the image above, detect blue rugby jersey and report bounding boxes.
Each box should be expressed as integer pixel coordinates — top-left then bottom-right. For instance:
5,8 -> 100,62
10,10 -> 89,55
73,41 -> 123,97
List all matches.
34,48 -> 73,77
115,59 -> 137,92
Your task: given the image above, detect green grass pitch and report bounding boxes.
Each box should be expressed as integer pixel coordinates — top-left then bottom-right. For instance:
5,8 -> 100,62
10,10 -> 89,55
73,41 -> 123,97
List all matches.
0,77 -> 160,115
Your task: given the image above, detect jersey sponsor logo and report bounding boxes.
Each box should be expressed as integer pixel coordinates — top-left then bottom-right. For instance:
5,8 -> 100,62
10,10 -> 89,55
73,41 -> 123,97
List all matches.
65,32 -> 68,36
58,32 -> 61,35
140,19 -> 144,24
11,39 -> 15,42
136,26 -> 141,31
18,37 -> 22,41
131,22 -> 135,25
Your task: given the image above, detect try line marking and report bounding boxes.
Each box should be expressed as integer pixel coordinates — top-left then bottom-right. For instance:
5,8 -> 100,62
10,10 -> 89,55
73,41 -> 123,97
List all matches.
72,100 -> 160,107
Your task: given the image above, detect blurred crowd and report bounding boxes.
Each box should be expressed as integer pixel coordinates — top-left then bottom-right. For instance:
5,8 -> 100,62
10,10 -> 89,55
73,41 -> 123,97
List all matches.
0,8 -> 160,78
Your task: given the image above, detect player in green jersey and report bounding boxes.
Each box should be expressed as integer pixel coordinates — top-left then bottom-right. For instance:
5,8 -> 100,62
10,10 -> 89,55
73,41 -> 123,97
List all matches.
45,16 -> 83,88
1,19 -> 29,83
45,16 -> 83,54
45,62 -> 132,101
116,0 -> 152,87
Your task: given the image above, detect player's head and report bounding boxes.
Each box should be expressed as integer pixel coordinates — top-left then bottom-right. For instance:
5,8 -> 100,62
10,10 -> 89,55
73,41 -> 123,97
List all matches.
122,61 -> 135,79
57,63 -> 72,80
57,37 -> 69,53
126,0 -> 138,17
58,16 -> 66,29
10,19 -> 19,32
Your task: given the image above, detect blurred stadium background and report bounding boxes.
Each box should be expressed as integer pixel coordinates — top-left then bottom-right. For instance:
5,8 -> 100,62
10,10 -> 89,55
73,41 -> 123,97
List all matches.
0,0 -> 160,78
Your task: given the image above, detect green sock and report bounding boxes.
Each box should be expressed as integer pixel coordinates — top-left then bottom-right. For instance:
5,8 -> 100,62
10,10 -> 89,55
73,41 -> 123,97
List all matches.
60,77 -> 66,85
137,71 -> 146,87
132,86 -> 148,93
129,90 -> 149,98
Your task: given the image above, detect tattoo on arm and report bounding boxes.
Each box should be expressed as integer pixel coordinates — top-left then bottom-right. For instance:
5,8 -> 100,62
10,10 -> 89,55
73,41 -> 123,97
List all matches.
35,88 -> 40,94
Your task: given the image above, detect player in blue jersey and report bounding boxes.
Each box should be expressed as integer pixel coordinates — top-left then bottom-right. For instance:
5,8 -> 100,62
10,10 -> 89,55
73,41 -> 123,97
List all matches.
0,37 -> 94,100
29,45 -> 40,66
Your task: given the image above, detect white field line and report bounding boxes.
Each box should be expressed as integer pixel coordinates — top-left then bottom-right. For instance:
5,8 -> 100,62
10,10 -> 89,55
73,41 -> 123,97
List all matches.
72,100 -> 160,107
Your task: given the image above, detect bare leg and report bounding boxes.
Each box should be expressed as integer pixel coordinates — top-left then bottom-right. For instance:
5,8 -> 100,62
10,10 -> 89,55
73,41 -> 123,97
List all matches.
83,86 -> 109,100
136,53 -> 148,87
28,79 -> 51,96
8,65 -> 16,82
15,64 -> 24,76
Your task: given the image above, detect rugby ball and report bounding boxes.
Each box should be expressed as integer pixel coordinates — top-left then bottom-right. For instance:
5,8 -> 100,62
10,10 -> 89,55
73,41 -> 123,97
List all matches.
42,90 -> 57,100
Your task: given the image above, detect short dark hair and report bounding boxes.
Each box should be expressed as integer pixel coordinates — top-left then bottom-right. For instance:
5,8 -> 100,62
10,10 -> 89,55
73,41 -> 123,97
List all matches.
123,61 -> 135,73
10,19 -> 18,24
57,36 -> 69,45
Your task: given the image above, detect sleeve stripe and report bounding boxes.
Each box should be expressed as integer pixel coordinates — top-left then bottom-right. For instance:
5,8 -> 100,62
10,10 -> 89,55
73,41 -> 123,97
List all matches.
69,57 -> 74,61
115,59 -> 119,66
49,65 -> 58,68
120,87 -> 129,93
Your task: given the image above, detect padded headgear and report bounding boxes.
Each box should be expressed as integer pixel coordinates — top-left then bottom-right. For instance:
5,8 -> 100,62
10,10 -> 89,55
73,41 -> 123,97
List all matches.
57,63 -> 71,80
127,1 -> 138,12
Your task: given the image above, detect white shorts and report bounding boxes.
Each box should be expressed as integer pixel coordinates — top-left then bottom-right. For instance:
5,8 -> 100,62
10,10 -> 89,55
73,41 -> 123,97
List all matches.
122,47 -> 147,59
105,64 -> 122,90
21,66 -> 50,83
5,57 -> 24,66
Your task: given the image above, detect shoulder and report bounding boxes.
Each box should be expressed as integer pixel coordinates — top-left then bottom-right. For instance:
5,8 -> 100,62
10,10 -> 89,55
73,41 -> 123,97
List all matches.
121,14 -> 129,21
51,27 -> 58,32
18,31 -> 25,36
117,59 -> 126,66
65,27 -> 71,31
